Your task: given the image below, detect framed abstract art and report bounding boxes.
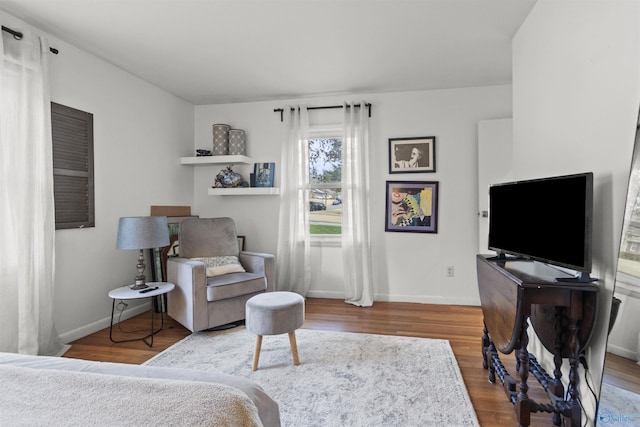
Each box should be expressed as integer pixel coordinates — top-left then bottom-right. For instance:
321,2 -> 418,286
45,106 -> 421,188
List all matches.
385,181 -> 439,233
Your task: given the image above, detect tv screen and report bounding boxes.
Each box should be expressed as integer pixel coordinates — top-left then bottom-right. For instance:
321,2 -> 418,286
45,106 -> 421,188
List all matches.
488,172 -> 593,273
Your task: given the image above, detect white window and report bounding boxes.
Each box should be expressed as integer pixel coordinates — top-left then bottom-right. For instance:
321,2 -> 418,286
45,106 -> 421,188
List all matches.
308,127 -> 342,242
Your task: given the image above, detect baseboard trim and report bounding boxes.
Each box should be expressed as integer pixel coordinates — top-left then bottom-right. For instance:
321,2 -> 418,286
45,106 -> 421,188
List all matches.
60,301 -> 152,344
607,342 -> 638,361
374,293 -> 480,306
305,290 -> 479,306
306,290 -> 345,299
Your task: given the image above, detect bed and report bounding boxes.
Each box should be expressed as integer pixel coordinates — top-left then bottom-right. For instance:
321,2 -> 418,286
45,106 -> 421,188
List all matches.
0,352 -> 280,426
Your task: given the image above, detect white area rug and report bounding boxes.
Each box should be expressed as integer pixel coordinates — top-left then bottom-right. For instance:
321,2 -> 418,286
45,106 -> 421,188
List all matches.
145,327 -> 479,427
598,383 -> 640,424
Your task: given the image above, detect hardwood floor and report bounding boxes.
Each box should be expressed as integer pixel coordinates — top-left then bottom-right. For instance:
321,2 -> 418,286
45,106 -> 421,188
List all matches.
602,352 -> 640,394
65,298 -> 620,426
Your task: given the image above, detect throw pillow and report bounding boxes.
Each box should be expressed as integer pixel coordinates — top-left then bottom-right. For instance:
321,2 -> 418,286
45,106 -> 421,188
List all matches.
191,256 -> 246,277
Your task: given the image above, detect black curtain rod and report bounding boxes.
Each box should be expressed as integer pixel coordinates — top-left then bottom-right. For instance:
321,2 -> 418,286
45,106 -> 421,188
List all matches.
274,103 -> 372,122
2,25 -> 59,54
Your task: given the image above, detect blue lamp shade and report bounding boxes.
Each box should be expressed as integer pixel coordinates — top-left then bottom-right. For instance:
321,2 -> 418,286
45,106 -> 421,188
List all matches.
116,216 -> 170,250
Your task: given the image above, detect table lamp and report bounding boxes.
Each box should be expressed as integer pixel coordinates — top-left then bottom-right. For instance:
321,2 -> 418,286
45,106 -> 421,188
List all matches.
116,216 -> 169,290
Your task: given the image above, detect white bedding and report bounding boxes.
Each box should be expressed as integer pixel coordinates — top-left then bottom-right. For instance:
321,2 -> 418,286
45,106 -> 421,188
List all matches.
0,352 -> 280,427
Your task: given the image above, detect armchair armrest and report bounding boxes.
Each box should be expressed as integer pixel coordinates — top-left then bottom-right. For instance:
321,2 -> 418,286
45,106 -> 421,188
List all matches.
167,257 -> 208,333
239,251 -> 276,292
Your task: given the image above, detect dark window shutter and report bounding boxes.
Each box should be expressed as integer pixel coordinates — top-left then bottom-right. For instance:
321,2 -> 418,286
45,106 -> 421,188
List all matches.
51,102 -> 95,229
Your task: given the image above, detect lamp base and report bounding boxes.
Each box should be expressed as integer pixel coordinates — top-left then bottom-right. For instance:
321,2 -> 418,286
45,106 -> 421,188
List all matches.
130,250 -> 149,290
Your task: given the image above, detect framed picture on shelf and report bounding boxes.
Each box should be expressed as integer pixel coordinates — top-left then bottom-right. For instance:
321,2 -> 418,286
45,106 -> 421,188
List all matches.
254,162 -> 275,187
237,235 -> 245,252
385,181 -> 439,233
389,136 -> 436,173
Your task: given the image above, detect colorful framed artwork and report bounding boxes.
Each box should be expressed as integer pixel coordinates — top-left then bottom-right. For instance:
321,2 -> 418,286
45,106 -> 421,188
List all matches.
389,136 -> 436,173
385,181 -> 439,233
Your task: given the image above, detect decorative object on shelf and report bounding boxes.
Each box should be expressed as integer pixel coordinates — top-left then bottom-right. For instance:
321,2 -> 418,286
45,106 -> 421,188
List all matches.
196,149 -> 211,156
385,181 -> 439,233
116,216 -> 170,289
212,123 -> 231,155
254,162 -> 275,187
389,136 -> 436,173
214,166 -> 247,188
229,129 -> 246,155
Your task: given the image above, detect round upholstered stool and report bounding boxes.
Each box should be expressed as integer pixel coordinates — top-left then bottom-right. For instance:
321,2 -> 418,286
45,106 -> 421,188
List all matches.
245,291 -> 305,371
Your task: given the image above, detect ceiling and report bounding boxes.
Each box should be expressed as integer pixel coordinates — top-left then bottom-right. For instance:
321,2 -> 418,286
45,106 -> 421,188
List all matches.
0,0 -> 537,105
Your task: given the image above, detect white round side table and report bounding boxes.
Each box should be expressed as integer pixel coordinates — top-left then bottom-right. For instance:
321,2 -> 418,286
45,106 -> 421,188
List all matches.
108,282 -> 175,347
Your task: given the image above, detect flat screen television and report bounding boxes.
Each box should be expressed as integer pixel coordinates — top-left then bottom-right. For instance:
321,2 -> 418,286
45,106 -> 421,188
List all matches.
488,172 -> 594,281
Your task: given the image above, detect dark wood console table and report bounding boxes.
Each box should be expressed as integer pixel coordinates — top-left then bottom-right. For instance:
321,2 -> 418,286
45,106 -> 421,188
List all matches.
476,254 -> 599,427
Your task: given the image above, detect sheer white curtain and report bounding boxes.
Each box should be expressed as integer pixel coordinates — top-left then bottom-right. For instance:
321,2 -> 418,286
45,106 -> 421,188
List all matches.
276,106 -> 311,295
342,102 -> 374,306
0,27 -> 67,355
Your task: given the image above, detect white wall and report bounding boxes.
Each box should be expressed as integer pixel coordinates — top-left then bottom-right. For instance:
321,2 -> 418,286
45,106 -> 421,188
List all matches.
477,118 -> 513,253
607,286 -> 640,359
513,1 -> 640,424
194,86 -> 512,304
0,12 -> 196,342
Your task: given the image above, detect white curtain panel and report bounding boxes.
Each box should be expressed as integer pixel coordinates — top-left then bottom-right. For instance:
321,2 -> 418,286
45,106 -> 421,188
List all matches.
0,27 -> 66,356
276,106 -> 312,295
342,102 -> 374,306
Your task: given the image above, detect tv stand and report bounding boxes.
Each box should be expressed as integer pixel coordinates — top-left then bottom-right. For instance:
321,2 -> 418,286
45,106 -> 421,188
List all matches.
476,255 -> 599,427
487,253 -> 529,262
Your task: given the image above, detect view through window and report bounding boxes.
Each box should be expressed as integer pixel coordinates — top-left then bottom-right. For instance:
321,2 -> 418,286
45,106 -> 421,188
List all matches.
619,173 -> 640,284
309,137 -> 342,235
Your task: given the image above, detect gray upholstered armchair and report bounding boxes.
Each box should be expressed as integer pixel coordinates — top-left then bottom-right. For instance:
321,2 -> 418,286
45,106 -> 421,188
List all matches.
167,217 -> 275,332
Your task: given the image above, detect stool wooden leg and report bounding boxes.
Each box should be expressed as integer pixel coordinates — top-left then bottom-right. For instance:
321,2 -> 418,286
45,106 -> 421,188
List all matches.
288,331 -> 300,366
253,335 -> 263,371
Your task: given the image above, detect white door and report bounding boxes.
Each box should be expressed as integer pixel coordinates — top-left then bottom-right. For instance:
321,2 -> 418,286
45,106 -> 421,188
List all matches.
478,118 -> 514,254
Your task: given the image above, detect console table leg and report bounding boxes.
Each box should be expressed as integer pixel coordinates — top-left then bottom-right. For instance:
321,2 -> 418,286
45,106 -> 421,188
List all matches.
488,342 -> 496,384
516,319 -> 531,427
482,322 -> 490,370
567,317 -> 582,427
552,307 -> 565,426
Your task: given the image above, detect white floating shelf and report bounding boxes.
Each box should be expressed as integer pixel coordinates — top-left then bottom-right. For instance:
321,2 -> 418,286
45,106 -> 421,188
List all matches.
208,187 -> 280,196
181,155 -> 252,165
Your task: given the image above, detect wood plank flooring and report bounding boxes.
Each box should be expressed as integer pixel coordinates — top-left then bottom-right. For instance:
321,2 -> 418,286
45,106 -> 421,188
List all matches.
64,298 -> 630,426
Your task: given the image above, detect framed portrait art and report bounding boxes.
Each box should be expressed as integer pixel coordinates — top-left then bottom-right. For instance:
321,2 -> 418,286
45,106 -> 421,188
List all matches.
385,181 -> 439,233
389,136 -> 436,173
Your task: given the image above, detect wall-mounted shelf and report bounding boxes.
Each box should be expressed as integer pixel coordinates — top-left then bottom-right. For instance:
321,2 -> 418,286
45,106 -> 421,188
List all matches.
182,156 -> 277,196
181,155 -> 252,165
208,187 -> 279,196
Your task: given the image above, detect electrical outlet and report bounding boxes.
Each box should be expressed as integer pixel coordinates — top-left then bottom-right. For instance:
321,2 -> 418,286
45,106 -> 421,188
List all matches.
446,266 -> 454,277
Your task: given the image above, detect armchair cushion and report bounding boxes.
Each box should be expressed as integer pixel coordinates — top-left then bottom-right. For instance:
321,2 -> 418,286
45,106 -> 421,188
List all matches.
206,272 -> 266,301
191,256 -> 246,277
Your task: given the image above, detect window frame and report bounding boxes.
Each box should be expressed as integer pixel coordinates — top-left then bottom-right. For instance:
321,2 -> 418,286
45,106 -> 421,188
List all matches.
308,125 -> 343,246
